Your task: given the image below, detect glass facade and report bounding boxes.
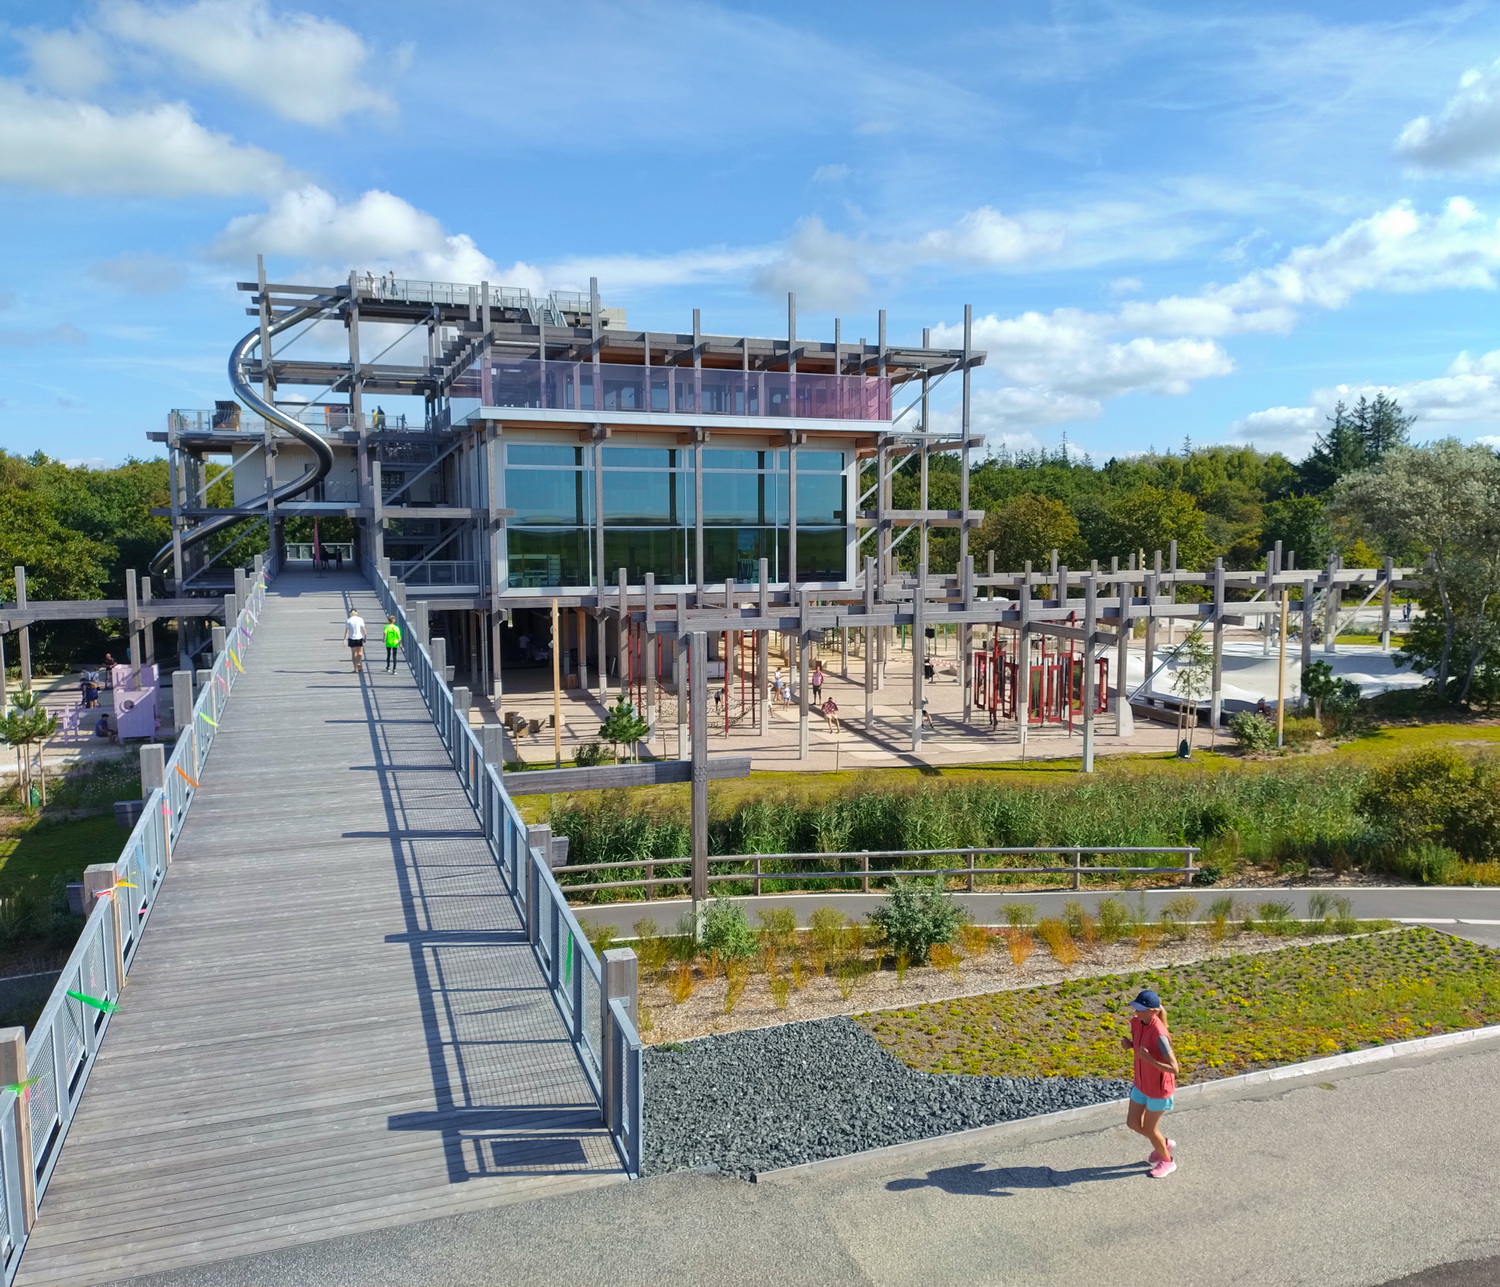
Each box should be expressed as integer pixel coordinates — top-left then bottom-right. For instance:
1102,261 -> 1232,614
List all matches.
452,358 -> 892,422
503,442 -> 849,588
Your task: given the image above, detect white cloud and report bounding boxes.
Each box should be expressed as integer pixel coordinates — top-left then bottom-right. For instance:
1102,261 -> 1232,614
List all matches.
19,27 -> 113,94
811,164 -> 850,184
923,199 -> 1500,435
752,218 -> 870,310
547,247 -> 768,295
1396,57 -> 1500,173
1107,277 -> 1144,296
97,0 -> 395,128
0,323 -> 86,347
89,252 -> 185,294
0,81 -> 289,195
1231,348 -> 1500,453
912,206 -> 1064,267
214,186 -> 538,288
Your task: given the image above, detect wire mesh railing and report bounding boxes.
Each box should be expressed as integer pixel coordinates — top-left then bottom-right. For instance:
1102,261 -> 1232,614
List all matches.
0,562 -> 271,1285
367,561 -> 641,1177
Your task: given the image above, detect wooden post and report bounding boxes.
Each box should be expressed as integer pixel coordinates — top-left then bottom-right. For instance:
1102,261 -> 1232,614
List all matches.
863,555 -> 875,732
1081,575 -> 1097,773
689,632 -> 709,926
1301,577 -> 1315,682
600,947 -> 639,1131
1209,558 -> 1225,736
1115,564 -> 1133,739
84,863 -> 124,986
172,669 -> 193,733
0,1028 -> 36,1230
1380,556 -> 1394,651
551,599 -> 563,768
139,743 -> 166,797
797,594 -> 810,761
1276,590 -> 1289,748
14,567 -> 31,690
911,563 -> 926,752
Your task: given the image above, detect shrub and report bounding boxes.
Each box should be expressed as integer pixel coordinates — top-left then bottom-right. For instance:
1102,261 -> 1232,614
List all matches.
724,959 -> 751,1013
928,943 -> 963,978
1230,712 -> 1277,753
809,907 -> 848,954
1393,842 -> 1465,886
632,918 -> 668,975
573,741 -> 610,768
757,907 -> 798,949
1360,748 -> 1500,861
769,974 -> 790,1009
958,924 -> 990,958
579,919 -> 616,956
1004,902 -> 1036,928
867,880 -> 964,965
1255,900 -> 1295,934
1005,927 -> 1036,970
700,897 -> 757,961
1283,716 -> 1321,749
1097,897 -> 1132,943
1036,918 -> 1079,966
1159,894 -> 1198,941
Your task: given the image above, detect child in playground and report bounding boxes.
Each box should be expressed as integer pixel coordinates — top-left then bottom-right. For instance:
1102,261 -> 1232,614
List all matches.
1121,989 -> 1179,1178
920,696 -> 934,728
821,698 -> 839,731
811,661 -> 823,700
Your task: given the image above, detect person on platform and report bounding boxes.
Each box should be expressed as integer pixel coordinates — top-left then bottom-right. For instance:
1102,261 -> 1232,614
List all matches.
383,615 -> 403,673
821,698 -> 839,731
345,609 -> 368,674
1122,989 -> 1179,1179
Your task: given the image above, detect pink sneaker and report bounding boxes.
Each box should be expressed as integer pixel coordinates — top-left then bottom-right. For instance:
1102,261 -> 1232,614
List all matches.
1148,1158 -> 1177,1179
1148,1139 -> 1176,1164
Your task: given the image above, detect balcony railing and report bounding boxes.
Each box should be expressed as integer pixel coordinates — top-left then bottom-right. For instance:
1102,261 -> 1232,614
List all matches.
391,560 -> 481,589
168,407 -> 421,435
454,359 -> 892,422
352,277 -> 590,316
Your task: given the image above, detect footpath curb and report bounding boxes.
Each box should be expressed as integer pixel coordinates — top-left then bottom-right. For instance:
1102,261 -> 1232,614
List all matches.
753,1021 -> 1500,1185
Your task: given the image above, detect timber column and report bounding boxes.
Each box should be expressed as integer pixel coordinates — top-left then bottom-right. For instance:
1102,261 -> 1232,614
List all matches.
689,631 -> 709,928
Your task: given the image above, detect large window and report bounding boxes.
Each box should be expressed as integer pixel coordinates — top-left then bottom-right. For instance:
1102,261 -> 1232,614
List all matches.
502,440 -> 850,587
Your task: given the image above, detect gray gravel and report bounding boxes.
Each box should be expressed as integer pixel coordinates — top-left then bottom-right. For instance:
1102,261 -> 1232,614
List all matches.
644,1014 -> 1129,1179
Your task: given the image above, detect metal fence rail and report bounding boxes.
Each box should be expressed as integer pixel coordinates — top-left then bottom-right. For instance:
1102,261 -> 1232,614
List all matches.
551,845 -> 1202,899
367,564 -> 642,1178
0,563 -> 271,1286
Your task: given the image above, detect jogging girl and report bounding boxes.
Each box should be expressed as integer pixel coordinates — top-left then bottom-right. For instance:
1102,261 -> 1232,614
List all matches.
383,615 -> 402,673
1122,988 -> 1179,1178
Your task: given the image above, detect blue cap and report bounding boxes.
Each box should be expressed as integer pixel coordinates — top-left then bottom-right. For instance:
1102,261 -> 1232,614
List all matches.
1129,990 -> 1162,1011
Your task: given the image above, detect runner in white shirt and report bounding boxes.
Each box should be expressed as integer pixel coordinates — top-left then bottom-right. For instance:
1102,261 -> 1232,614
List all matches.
344,610 -> 367,674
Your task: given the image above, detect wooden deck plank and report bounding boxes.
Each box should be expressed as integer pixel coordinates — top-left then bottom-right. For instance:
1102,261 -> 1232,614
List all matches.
14,573 -> 622,1287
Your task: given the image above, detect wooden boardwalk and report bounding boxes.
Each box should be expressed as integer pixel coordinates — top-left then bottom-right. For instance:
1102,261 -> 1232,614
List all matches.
15,574 -> 623,1287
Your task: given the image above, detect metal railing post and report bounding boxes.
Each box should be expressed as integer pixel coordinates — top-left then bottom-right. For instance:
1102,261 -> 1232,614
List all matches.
600,948 -> 639,1132
0,1027 -> 36,1231
1073,848 -> 1083,891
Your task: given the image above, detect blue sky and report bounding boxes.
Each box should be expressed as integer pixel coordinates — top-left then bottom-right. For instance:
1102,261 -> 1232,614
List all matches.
5,0 -> 1500,466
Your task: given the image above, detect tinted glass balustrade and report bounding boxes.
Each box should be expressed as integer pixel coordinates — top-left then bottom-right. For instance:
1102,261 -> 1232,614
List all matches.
474,359 -> 891,421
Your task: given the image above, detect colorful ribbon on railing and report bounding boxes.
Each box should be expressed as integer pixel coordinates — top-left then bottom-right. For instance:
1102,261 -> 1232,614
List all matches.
198,712 -> 218,727
67,991 -> 118,1014
565,933 -> 574,986
5,1077 -> 41,1102
228,649 -> 244,673
175,765 -> 199,789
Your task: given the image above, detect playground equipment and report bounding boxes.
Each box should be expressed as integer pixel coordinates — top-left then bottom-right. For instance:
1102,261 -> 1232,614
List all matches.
972,629 -> 1108,728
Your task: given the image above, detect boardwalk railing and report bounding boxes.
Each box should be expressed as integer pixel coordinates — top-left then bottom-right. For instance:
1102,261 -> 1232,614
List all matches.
367,567 -> 642,1178
0,562 -> 271,1286
554,846 -> 1202,899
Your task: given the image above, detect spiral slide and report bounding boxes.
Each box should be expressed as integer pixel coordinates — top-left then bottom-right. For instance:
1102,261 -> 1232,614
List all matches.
150,298 -> 338,578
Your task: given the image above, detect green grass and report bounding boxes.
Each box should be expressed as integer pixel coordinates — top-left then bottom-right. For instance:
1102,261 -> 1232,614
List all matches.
513,722 -> 1500,824
859,928 -> 1500,1080
0,814 -> 122,896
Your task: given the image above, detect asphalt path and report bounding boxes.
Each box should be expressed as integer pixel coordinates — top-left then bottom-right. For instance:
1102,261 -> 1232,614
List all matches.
104,1041 -> 1500,1287
574,886 -> 1500,947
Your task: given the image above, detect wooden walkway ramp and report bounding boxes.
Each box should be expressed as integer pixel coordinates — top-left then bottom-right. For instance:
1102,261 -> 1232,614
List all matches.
15,573 -> 623,1287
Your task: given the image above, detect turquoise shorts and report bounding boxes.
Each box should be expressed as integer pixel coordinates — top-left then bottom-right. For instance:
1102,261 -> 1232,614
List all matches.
1130,1086 -> 1175,1113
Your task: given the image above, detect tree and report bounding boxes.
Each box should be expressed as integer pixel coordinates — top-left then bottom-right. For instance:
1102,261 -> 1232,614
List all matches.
1,689 -> 58,806
599,695 -> 649,763
1076,484 -> 1213,570
972,493 -> 1082,570
1332,440 -> 1500,702
1300,660 -> 1361,723
1170,626 -> 1214,749
1300,396 -> 1415,493
1261,494 -> 1331,569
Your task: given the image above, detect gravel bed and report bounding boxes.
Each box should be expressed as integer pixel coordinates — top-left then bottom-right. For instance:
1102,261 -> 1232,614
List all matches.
643,1014 -> 1128,1179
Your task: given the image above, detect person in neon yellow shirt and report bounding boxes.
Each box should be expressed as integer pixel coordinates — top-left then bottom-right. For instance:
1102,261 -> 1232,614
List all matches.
383,616 -> 403,673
